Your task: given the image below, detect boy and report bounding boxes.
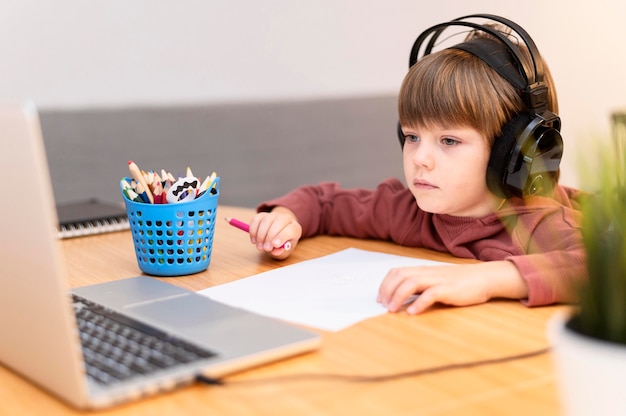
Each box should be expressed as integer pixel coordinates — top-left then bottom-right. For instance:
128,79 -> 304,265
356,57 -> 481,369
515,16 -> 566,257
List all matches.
246,15 -> 585,315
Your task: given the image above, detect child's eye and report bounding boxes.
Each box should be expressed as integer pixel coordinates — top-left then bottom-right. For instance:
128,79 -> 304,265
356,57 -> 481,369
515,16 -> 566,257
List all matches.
441,137 -> 459,146
405,135 -> 420,143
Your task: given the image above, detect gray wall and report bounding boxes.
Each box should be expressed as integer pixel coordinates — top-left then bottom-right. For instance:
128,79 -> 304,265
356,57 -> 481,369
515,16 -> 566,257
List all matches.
41,95 -> 404,208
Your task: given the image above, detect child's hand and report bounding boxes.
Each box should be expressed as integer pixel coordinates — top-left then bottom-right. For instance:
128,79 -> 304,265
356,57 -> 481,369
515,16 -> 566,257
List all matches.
376,261 -> 527,314
248,207 -> 302,259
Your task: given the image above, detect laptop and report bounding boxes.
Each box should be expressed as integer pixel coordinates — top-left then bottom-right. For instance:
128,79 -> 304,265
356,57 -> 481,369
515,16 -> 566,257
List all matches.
0,102 -> 321,409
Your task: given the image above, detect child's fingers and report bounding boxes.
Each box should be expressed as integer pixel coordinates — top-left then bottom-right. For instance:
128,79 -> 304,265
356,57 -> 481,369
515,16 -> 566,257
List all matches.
249,212 -> 276,245
266,219 -> 298,249
405,289 -> 439,315
377,267 -> 420,311
249,212 -> 300,253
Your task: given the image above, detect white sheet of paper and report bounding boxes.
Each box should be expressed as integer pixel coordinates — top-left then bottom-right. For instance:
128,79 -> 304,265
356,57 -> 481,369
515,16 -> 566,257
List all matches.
197,248 -> 450,331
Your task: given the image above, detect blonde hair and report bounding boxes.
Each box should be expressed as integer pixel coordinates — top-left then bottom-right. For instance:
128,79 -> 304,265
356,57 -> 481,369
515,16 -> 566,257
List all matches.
398,29 -> 558,148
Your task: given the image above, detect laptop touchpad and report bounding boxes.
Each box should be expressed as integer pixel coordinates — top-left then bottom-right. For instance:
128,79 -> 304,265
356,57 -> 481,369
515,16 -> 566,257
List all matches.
126,293 -> 243,325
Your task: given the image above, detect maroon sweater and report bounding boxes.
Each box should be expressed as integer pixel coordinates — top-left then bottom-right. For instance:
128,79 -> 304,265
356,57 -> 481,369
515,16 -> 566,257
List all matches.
257,178 -> 585,306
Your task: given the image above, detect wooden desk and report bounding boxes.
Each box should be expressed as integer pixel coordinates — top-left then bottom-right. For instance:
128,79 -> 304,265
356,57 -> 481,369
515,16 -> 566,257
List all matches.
0,206 -> 566,415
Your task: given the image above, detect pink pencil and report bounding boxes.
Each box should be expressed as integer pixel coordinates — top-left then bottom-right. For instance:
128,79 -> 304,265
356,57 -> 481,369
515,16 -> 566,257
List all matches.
225,217 -> 250,232
225,217 -> 292,250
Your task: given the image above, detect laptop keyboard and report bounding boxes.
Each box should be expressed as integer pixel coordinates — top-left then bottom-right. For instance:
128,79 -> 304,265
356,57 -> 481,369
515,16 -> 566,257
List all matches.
72,294 -> 217,386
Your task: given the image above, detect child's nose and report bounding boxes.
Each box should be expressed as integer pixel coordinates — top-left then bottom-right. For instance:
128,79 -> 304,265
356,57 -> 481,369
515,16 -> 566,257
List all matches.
412,142 -> 435,168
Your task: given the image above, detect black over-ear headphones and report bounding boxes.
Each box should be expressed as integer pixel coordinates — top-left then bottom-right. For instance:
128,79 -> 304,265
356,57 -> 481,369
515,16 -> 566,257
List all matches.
397,14 -> 563,198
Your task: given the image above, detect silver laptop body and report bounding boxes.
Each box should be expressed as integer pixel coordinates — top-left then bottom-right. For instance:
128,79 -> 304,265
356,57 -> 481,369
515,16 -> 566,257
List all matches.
0,102 -> 320,409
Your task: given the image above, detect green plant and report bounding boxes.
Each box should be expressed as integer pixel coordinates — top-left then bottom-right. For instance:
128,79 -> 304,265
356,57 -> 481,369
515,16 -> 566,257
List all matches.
569,115 -> 626,344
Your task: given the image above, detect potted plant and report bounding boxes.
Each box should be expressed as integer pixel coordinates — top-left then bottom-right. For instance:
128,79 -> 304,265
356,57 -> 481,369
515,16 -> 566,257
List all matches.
549,113 -> 626,416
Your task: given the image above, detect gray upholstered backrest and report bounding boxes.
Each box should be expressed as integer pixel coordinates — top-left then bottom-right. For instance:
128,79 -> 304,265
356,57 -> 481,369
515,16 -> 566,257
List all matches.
41,95 -> 403,208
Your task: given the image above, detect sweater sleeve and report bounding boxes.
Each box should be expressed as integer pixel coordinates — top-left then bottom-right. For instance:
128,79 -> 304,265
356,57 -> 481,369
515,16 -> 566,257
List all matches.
257,179 -> 413,240
506,201 -> 585,306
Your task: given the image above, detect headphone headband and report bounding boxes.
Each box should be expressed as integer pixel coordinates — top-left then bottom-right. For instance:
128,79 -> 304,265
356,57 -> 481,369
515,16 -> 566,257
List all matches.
408,14 -> 548,115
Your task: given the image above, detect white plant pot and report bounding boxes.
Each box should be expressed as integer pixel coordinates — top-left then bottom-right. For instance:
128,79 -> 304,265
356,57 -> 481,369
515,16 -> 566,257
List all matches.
548,311 -> 626,416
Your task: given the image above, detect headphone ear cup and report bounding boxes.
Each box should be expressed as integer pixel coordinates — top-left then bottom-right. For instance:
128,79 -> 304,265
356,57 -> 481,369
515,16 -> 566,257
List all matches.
488,112 -> 563,198
487,113 -> 533,198
396,121 -> 405,148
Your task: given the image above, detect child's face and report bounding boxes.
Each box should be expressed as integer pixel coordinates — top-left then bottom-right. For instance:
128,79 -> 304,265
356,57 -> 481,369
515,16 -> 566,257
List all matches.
402,124 -> 500,217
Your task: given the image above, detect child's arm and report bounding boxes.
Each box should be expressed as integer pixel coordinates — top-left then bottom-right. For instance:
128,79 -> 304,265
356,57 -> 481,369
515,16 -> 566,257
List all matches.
248,206 -> 302,259
376,260 -> 528,314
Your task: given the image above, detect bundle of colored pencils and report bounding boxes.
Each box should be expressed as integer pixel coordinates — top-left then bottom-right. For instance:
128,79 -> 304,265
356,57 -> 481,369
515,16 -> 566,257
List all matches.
121,160 -> 217,204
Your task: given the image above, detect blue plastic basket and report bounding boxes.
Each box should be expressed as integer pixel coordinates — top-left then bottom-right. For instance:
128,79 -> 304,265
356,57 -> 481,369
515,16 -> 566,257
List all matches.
120,177 -> 220,277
